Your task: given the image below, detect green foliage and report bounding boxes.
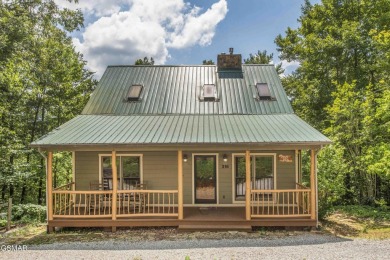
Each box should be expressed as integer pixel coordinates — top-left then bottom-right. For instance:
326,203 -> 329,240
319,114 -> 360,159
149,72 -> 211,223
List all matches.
331,205 -> 390,221
276,0 -> 390,210
0,219 -> 7,228
316,145 -> 347,218
202,59 -> 214,65
12,204 -> 47,223
0,0 -> 97,208
244,50 -> 284,75
135,57 -> 155,65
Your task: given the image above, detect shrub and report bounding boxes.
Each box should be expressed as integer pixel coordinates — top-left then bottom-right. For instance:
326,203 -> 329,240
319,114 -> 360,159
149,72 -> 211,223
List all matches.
12,204 -> 46,223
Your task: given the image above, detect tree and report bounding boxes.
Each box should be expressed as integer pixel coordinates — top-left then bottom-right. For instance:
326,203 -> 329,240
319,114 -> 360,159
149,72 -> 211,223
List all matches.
275,0 -> 390,207
135,57 -> 154,65
244,50 -> 284,75
0,0 -> 96,205
202,59 -> 215,65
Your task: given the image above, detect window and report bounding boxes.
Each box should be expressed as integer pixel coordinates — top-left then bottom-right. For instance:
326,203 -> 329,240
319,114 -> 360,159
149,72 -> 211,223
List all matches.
201,84 -> 217,101
100,155 -> 142,190
256,83 -> 272,100
233,154 -> 275,201
127,85 -> 143,101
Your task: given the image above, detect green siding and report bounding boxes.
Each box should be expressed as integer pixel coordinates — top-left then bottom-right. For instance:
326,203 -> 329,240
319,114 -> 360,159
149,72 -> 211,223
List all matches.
142,152 -> 177,190
75,151 -> 99,190
75,150 -> 298,205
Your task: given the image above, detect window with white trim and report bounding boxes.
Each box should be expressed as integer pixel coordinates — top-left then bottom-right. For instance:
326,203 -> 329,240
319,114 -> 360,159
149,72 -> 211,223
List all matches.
234,154 -> 275,200
101,155 -> 141,190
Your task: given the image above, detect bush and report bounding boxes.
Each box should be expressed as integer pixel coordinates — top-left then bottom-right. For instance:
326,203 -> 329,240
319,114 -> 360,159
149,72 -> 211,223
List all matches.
332,205 -> 390,221
12,204 -> 46,223
0,219 -> 7,228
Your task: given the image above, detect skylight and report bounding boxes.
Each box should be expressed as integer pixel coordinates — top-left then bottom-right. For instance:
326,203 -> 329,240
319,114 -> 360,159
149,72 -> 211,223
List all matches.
256,83 -> 272,100
127,85 -> 143,101
203,84 -> 216,101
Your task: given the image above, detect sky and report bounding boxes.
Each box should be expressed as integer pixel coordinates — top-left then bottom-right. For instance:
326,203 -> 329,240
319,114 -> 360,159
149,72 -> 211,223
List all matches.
55,0 -> 313,79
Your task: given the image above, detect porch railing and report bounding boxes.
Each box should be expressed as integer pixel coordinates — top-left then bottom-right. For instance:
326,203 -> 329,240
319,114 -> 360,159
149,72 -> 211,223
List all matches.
117,190 -> 178,217
52,190 -> 113,218
250,189 -> 311,217
51,188 -> 178,218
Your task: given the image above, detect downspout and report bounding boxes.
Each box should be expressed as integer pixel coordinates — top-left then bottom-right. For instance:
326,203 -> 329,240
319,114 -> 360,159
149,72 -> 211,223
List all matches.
37,148 -> 48,223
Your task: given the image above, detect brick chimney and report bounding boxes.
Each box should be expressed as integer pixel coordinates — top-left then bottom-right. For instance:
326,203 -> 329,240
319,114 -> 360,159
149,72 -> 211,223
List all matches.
217,48 -> 242,71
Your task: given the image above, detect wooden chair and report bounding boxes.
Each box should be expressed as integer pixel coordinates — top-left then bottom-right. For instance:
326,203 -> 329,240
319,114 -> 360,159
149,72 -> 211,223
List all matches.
121,183 -> 146,213
89,181 -> 111,212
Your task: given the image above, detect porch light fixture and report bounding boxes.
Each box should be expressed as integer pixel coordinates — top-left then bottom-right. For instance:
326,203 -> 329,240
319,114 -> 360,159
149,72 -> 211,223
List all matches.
183,154 -> 188,162
223,154 -> 228,162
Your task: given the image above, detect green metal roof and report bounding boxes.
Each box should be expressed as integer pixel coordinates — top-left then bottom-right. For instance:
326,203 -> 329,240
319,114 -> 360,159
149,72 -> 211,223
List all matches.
31,114 -> 331,146
82,65 -> 293,115
32,64 -> 331,147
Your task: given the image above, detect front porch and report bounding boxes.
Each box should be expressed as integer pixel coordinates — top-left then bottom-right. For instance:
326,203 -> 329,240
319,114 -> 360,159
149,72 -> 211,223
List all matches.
46,149 -> 318,232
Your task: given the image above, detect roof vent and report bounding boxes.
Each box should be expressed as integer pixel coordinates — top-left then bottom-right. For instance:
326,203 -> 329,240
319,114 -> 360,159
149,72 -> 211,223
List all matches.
217,48 -> 242,71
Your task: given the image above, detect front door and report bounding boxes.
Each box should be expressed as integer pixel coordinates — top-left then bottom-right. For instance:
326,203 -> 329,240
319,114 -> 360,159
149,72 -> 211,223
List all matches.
194,155 -> 217,204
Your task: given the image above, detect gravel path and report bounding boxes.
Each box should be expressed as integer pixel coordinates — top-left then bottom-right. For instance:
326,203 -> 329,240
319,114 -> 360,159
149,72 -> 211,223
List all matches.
2,234 -> 389,259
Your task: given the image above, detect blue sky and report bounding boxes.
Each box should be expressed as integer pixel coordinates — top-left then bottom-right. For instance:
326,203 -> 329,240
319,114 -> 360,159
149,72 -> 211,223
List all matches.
169,0 -> 305,67
56,0 -> 317,78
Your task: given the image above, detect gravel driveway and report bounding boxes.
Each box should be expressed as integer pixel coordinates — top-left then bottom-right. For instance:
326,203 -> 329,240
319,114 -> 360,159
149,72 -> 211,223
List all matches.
2,233 -> 389,259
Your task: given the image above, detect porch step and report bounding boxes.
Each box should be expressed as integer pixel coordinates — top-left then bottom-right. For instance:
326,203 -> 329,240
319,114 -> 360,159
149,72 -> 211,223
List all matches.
178,224 -> 252,232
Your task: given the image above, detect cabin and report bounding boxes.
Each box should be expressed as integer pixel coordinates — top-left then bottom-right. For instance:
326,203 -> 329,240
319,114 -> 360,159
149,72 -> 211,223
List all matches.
31,50 -> 331,232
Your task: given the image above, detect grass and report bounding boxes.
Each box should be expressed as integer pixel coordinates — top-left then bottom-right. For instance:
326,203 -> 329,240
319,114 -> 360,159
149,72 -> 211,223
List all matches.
322,205 -> 390,239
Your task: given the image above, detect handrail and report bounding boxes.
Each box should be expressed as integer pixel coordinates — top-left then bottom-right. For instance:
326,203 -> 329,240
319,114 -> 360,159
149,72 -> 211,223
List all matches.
117,189 -> 178,194
54,182 -> 75,191
53,190 -> 113,194
251,189 -> 309,192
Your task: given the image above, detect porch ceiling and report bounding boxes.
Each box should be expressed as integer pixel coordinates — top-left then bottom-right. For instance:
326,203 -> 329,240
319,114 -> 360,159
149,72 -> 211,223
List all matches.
31,114 -> 331,147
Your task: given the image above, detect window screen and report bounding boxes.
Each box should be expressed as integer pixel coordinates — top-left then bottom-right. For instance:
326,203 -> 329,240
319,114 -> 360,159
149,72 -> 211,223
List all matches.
256,83 -> 272,100
127,85 -> 143,101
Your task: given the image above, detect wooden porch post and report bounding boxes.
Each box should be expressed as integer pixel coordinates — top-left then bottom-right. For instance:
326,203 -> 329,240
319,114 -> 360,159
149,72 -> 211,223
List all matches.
245,150 -> 251,221
178,150 -> 183,220
112,151 -> 117,231
47,151 -> 53,222
310,149 -> 316,220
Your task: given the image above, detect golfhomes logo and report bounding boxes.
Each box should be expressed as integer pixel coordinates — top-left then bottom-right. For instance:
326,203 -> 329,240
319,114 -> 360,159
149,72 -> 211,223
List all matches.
1,244 -> 28,251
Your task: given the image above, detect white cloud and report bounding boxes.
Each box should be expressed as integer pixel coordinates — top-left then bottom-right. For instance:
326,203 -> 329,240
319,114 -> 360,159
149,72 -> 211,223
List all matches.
59,0 -> 228,77
167,0 -> 228,48
280,59 -> 300,76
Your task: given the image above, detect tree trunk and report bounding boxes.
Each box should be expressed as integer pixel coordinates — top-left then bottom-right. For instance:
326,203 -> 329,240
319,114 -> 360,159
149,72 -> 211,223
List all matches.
1,185 -> 6,200
20,180 -> 26,204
